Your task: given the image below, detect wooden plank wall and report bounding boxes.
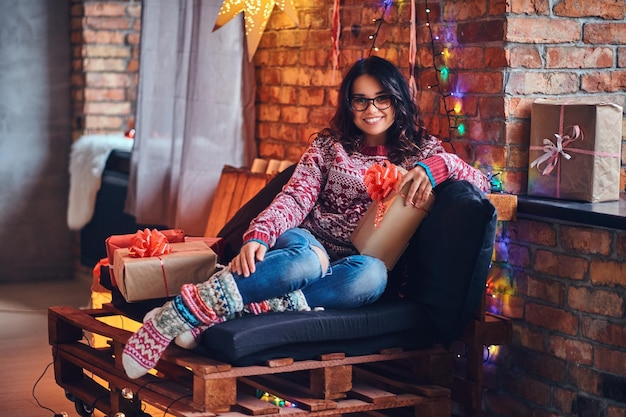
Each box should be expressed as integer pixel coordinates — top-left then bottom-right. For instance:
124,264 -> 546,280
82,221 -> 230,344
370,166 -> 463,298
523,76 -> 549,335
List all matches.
204,166 -> 274,237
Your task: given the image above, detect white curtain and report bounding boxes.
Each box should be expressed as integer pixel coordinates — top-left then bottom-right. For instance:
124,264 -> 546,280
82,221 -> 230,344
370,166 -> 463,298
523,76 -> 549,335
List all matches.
126,0 -> 256,236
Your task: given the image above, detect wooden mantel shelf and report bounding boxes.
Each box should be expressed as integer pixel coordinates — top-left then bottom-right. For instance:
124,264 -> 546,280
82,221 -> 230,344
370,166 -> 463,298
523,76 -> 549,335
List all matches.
487,193 -> 518,222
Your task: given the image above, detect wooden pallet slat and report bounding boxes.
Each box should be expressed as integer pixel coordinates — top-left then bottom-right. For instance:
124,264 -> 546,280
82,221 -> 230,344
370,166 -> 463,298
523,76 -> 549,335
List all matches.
235,392 -> 281,416
205,166 -> 244,237
349,382 -> 397,404
239,375 -> 339,412
204,166 -> 273,237
353,366 -> 450,399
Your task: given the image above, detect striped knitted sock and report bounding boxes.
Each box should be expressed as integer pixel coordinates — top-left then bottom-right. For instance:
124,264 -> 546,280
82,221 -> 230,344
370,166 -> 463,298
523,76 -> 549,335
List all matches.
184,266 -> 244,322
122,296 -> 204,379
142,308 -> 221,350
123,267 -> 243,378
173,290 -> 311,350
247,290 -> 311,314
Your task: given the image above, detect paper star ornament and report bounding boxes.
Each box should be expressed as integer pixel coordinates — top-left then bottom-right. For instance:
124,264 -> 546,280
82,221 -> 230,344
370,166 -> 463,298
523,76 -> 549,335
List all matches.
214,0 -> 299,60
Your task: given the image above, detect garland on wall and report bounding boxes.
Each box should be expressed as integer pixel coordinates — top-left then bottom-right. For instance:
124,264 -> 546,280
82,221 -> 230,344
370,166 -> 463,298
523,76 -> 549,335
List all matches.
422,0 -> 465,142
331,0 -> 341,72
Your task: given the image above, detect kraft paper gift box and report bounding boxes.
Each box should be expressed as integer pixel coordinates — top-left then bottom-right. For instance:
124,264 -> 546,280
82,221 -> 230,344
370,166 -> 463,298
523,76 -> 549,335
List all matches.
528,99 -> 623,202
106,229 -> 224,287
351,185 -> 435,270
113,240 -> 217,302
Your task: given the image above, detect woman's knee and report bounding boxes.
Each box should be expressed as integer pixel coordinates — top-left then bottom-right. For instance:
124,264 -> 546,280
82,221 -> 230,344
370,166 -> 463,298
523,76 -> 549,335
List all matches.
345,255 -> 387,296
274,228 -> 309,250
362,256 -> 388,291
275,228 -> 329,275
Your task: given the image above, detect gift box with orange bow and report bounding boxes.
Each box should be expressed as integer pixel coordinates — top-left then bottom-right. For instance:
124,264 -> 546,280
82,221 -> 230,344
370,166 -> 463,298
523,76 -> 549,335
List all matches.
528,99 -> 622,202
351,162 -> 435,270
112,229 -> 218,302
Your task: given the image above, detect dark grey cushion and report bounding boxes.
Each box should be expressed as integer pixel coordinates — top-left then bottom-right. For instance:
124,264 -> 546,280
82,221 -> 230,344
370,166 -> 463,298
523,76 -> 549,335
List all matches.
198,300 -> 435,365
400,180 -> 497,346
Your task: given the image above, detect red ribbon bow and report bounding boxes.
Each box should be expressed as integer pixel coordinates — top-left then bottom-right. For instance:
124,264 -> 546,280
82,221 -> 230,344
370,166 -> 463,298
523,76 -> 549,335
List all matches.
128,228 -> 172,258
364,161 -> 402,228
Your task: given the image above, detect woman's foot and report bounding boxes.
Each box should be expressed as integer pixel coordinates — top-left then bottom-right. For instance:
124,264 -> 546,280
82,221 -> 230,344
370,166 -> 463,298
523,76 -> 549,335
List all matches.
123,267 -> 244,378
123,298 -> 201,378
143,307 -> 209,350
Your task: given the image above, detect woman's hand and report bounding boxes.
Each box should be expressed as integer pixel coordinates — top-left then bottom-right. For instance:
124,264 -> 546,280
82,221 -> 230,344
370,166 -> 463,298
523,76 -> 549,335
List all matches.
230,241 -> 267,278
396,165 -> 433,207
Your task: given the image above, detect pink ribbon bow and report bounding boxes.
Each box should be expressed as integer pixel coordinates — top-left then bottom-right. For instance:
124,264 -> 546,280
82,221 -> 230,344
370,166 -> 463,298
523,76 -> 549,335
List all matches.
530,124 -> 582,176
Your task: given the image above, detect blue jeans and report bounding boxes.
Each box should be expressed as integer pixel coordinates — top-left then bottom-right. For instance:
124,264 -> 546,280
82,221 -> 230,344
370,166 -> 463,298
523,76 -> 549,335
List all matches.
233,228 -> 387,309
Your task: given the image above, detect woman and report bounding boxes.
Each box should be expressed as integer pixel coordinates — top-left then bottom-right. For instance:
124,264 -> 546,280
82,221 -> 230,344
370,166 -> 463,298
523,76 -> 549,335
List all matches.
122,56 -> 489,379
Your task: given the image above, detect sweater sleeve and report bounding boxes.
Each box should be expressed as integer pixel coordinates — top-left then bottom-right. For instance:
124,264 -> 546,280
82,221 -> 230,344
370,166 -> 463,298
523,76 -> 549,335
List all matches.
414,136 -> 490,192
242,137 -> 328,248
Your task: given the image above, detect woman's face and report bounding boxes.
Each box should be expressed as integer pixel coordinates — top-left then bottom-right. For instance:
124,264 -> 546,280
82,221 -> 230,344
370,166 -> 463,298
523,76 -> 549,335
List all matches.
350,74 -> 395,146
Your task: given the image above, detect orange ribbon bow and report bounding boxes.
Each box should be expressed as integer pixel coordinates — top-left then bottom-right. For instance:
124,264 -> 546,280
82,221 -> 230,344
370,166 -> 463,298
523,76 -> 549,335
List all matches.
128,228 -> 173,258
363,161 -> 402,228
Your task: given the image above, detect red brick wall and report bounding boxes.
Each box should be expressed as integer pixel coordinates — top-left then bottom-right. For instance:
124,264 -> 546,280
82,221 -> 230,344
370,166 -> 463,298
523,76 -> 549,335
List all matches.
504,0 -> 626,194
254,0 -> 625,194
70,0 -> 141,140
486,219 -> 626,417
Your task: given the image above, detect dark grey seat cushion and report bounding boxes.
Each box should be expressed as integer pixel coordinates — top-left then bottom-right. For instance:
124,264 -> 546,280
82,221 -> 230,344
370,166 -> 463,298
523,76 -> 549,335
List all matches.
399,179 -> 497,346
198,300 -> 435,365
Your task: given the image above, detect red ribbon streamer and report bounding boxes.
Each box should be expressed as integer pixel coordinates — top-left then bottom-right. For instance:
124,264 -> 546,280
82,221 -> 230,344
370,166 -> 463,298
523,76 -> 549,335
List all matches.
408,0 -> 417,99
364,162 -> 402,228
330,0 -> 341,75
157,256 -> 170,297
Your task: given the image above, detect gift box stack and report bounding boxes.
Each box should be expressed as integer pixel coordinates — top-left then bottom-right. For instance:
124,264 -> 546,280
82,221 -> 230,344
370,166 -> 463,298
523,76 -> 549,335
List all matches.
528,99 -> 623,203
104,229 -> 222,303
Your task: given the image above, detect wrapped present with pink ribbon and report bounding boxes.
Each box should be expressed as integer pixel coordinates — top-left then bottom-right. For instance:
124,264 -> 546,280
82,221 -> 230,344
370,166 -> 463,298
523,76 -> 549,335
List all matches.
113,229 -> 217,302
528,99 -> 623,202
351,161 -> 435,270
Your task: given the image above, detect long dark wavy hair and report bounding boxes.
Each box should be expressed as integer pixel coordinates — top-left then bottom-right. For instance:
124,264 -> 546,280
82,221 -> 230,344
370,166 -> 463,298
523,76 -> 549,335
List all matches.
321,56 -> 428,165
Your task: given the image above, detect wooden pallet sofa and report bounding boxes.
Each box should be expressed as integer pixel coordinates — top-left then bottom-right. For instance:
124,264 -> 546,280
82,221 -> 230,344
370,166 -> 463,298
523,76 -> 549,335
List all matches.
49,164 -> 514,417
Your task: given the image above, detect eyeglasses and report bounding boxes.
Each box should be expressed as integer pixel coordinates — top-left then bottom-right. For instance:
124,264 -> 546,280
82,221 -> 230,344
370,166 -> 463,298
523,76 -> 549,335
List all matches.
348,95 -> 393,112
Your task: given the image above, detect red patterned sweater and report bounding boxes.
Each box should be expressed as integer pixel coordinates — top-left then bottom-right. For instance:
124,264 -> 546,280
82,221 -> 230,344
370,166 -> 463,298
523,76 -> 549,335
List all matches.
243,134 -> 489,260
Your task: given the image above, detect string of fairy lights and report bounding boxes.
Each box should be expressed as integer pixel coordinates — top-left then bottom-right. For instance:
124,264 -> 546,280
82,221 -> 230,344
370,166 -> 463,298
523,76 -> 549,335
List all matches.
365,0 -> 503,192
365,1 -> 463,144
367,0 -> 392,55
422,0 -> 466,140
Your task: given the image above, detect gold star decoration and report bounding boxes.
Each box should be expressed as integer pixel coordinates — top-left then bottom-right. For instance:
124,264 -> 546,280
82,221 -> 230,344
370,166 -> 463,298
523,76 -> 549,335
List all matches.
213,0 -> 299,60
